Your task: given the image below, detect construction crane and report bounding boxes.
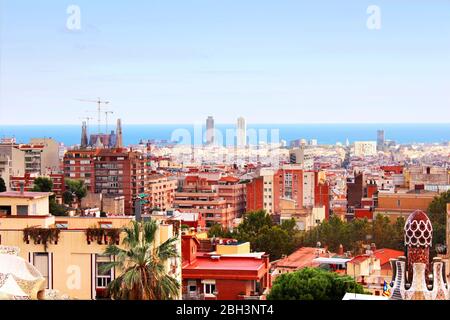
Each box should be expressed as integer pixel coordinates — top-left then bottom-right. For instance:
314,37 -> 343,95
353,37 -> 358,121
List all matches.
76,98 -> 110,134
79,116 -> 94,128
104,111 -> 114,133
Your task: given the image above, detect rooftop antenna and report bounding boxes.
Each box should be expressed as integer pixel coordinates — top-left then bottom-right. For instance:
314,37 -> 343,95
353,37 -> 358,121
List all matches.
104,110 -> 114,133
76,98 -> 110,134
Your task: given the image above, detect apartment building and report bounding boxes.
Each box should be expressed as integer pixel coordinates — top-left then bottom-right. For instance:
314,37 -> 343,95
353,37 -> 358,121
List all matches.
182,234 -> 271,300
18,138 -> 59,175
10,173 -> 65,200
405,166 -> 450,190
63,149 -> 97,192
0,191 -> 181,300
147,173 -> 177,211
0,143 -> 25,191
174,174 -> 245,229
246,165 -> 330,216
93,149 -> 150,215
373,190 -> 438,221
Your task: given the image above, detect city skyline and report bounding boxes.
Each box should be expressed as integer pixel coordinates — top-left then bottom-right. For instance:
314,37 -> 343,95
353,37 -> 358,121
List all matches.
1,1 -> 450,125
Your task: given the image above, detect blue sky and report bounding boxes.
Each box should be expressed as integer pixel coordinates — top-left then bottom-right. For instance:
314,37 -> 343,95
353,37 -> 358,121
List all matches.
1,0 -> 449,124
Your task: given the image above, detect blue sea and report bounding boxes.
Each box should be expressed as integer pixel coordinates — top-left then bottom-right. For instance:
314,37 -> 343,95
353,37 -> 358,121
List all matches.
0,124 -> 449,146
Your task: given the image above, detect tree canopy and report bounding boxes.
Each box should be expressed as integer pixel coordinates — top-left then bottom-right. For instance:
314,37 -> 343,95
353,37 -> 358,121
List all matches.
301,215 -> 405,253
0,177 -> 6,192
31,177 -> 68,216
208,210 -> 300,260
267,267 -> 364,300
427,190 -> 450,252
31,177 -> 53,192
101,220 -> 180,300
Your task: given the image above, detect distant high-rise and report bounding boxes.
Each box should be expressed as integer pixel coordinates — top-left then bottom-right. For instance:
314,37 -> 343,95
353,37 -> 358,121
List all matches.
80,121 -> 88,148
377,130 -> 385,151
206,116 -> 215,145
115,118 -> 123,149
236,117 -> 246,147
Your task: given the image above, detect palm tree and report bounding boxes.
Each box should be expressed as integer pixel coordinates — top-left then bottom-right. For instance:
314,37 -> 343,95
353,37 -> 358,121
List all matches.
100,219 -> 180,300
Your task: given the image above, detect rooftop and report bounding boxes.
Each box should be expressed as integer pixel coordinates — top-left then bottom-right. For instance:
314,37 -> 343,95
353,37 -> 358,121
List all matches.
273,247 -> 328,269
0,191 -> 53,200
183,255 -> 265,272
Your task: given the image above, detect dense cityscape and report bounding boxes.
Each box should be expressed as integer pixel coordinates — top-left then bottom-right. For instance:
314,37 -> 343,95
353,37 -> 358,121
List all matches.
0,114 -> 449,300
1,1 -> 450,312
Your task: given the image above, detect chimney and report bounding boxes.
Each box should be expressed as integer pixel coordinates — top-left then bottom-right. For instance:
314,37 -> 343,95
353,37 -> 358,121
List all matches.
338,244 -> 344,255
115,118 -> 123,149
370,243 -> 377,252
19,181 -> 25,195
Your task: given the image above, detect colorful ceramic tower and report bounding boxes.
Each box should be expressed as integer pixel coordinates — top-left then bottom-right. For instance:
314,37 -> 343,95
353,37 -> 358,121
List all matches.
404,210 -> 433,282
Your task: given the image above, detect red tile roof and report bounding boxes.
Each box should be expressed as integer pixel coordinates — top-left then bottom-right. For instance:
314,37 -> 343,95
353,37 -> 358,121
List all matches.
273,247 -> 328,270
349,248 -> 403,266
219,176 -> 240,183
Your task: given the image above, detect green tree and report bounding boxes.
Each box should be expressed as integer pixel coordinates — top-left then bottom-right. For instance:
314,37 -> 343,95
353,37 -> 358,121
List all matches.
65,179 -> 87,207
50,200 -> 69,216
0,177 -> 6,192
31,177 -> 68,216
253,226 -> 292,260
31,177 -> 53,192
237,210 -> 273,240
300,214 -> 404,254
235,211 -> 299,260
428,190 -> 450,250
207,223 -> 233,238
100,220 -> 180,300
62,190 -> 74,205
267,267 -> 364,300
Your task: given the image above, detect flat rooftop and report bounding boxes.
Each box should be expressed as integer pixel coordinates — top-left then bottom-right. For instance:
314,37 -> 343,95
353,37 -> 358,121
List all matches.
0,191 -> 53,199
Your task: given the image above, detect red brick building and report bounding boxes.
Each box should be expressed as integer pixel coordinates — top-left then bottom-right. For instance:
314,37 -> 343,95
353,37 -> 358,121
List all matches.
63,149 -> 97,192
181,235 -> 271,300
246,176 -> 264,212
246,166 -> 330,217
93,149 -> 150,215
10,173 -> 65,200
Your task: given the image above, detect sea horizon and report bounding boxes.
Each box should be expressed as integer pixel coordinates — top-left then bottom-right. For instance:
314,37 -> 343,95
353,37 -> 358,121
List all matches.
1,123 -> 449,146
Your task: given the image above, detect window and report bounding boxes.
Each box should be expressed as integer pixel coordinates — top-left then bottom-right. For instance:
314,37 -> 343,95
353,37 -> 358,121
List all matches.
99,222 -> 113,229
56,222 -> 68,229
203,282 -> 216,295
96,255 -> 113,289
33,253 -> 50,289
17,205 -> 28,216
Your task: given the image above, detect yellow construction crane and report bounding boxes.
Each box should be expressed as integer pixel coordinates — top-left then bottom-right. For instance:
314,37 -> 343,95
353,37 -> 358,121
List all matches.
76,98 -> 110,134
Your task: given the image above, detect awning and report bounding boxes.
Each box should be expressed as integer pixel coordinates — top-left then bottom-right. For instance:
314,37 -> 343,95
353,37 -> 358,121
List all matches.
312,257 -> 351,265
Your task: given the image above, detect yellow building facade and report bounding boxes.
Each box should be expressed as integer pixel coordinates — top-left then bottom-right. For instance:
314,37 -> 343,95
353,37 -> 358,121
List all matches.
0,192 -> 182,300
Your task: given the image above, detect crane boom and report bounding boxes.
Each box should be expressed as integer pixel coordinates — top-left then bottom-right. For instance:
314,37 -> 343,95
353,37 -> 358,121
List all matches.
76,98 -> 110,134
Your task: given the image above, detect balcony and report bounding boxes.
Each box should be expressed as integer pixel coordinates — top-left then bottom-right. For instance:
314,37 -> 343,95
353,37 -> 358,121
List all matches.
182,292 -> 205,300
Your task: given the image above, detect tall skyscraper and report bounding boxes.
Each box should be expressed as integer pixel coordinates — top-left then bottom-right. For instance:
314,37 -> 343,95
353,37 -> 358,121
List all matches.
205,116 -> 215,145
236,117 -> 246,147
115,118 -> 123,149
377,130 -> 385,151
80,121 -> 88,148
